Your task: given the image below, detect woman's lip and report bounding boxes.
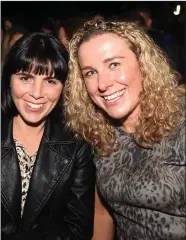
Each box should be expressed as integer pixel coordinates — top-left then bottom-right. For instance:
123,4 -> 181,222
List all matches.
103,92 -> 125,106
103,89 -> 126,101
25,101 -> 45,105
25,103 -> 43,111
101,88 -> 126,98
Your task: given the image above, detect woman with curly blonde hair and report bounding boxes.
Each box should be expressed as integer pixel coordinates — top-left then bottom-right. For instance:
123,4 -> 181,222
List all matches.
64,20 -> 185,240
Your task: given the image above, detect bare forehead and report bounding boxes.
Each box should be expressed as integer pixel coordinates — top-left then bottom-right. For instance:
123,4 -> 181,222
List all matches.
78,33 -> 129,60
82,33 -> 124,46
79,33 -> 129,54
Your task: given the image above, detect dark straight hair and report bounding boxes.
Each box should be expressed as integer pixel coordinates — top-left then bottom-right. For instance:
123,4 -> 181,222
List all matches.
2,32 -> 69,121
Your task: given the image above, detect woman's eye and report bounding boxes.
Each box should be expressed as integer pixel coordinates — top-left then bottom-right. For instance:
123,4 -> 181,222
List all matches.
46,79 -> 57,85
85,70 -> 96,77
109,62 -> 120,69
20,76 -> 29,81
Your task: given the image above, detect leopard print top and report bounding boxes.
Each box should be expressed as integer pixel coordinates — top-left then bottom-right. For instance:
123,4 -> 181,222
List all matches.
94,119 -> 186,240
14,140 -> 37,217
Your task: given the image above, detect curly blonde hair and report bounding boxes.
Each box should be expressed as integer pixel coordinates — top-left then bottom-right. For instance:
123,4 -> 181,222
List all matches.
64,20 -> 185,156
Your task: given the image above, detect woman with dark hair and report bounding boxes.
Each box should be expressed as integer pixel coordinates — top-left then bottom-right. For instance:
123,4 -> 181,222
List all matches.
1,32 -> 95,240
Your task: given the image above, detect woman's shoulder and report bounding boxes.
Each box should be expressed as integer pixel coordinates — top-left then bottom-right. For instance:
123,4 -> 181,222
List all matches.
48,119 -> 92,150
162,117 -> 186,165
174,116 -> 185,138
170,94 -> 186,141
46,120 -> 94,166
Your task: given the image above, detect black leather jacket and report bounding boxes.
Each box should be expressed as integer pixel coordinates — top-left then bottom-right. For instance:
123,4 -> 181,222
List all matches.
1,118 -> 95,240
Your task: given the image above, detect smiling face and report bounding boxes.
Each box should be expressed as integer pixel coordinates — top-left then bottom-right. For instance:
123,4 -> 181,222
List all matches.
10,69 -> 63,126
78,33 -> 143,127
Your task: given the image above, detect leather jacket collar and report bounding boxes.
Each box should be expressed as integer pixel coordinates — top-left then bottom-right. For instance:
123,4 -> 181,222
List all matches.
1,117 -> 74,147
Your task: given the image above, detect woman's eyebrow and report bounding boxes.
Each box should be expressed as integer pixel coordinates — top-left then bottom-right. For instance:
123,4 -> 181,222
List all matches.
103,56 -> 125,63
43,76 -> 57,80
15,72 -> 34,78
81,66 -> 94,71
81,56 -> 125,71
15,73 -> 56,80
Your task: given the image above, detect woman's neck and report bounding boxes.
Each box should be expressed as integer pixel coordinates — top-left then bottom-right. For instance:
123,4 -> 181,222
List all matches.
120,106 -> 140,133
13,115 -> 45,140
13,115 -> 46,156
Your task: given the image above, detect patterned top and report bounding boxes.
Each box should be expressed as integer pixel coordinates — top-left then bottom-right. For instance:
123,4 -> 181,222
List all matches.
14,140 -> 37,217
94,119 -> 186,240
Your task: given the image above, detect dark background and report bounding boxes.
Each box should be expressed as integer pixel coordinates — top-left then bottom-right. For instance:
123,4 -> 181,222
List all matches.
2,1 -> 185,25
2,1 -> 185,47
1,1 -> 184,17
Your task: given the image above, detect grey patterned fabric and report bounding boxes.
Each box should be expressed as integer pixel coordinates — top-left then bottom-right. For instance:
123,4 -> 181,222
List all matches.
94,118 -> 186,240
14,140 -> 37,217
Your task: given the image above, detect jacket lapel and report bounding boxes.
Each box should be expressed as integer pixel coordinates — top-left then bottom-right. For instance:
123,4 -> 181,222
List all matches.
21,119 -> 75,230
1,118 -> 22,231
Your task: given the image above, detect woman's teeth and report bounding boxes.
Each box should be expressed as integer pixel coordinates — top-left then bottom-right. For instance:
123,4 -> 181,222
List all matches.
27,102 -> 43,109
104,89 -> 125,102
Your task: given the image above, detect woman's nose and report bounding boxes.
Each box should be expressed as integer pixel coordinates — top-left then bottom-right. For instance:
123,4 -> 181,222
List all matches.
29,81 -> 44,99
98,72 -> 114,92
